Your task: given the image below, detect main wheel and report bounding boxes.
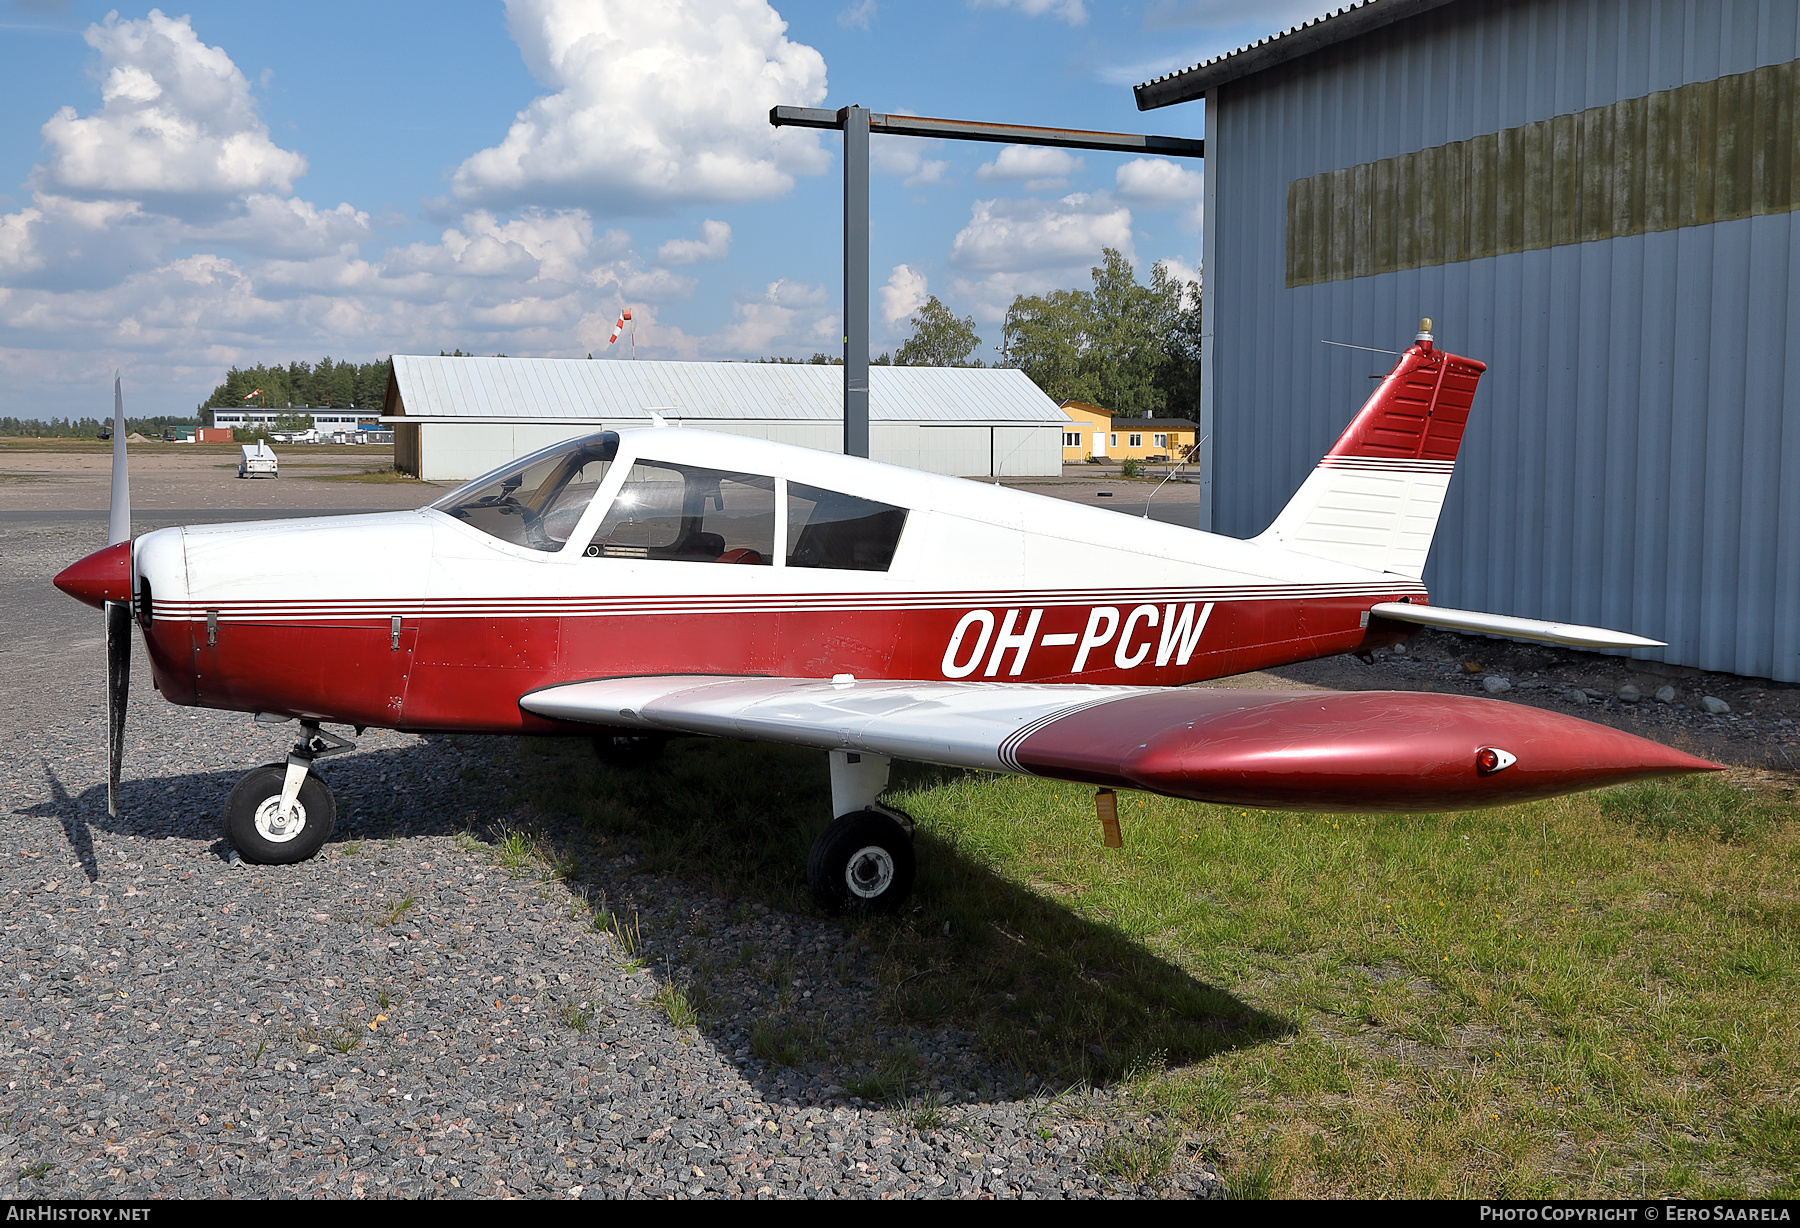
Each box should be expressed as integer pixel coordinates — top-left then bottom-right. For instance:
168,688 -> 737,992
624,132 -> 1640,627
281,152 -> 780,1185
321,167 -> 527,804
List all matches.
807,810 -> 915,915
591,732 -> 668,768
223,762 -> 336,865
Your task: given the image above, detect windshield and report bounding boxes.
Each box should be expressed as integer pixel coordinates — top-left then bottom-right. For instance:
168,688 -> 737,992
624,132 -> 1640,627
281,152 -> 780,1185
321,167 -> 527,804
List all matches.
431,432 -> 619,551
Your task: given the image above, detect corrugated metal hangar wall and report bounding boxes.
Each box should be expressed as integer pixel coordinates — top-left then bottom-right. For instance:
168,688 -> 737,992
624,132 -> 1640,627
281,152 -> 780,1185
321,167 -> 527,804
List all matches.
1203,0 -> 1800,681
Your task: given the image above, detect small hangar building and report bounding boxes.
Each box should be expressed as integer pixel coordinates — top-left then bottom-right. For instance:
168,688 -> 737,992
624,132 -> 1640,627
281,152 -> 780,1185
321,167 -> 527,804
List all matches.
385,357 -> 1069,483
1138,0 -> 1800,682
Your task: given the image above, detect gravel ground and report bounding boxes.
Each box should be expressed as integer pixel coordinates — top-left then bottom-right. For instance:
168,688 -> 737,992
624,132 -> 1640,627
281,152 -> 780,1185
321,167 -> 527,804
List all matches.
1,518 -> 1205,1200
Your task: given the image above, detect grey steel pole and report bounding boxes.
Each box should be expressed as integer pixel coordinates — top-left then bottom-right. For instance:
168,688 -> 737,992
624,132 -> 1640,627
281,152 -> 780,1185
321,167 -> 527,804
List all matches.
841,105 -> 870,458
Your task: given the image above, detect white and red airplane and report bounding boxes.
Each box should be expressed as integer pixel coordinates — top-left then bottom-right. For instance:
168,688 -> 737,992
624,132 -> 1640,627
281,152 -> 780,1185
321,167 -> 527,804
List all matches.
57,324 -> 1715,911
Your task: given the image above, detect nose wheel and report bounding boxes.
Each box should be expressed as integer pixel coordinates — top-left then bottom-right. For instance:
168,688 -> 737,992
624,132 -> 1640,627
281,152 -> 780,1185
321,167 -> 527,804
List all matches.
224,761 -> 336,864
223,719 -> 353,864
806,810 -> 916,915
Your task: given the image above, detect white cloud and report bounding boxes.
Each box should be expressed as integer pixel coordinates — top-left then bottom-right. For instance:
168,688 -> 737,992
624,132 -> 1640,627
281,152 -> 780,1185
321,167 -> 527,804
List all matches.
838,0 -> 877,29
1115,156 -> 1204,231
879,264 -> 928,327
871,135 -> 948,188
950,193 -> 1132,274
716,278 -> 834,354
451,0 -> 830,212
972,0 -> 1087,26
948,193 -> 1135,322
36,10 -> 307,199
657,218 -> 732,264
0,6 -> 844,415
192,195 -> 371,258
1114,157 -> 1201,206
977,145 -> 1084,189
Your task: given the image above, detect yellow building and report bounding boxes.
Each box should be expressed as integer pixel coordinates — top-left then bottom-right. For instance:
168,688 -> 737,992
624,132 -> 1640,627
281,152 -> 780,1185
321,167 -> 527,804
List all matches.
1058,401 -> 1199,465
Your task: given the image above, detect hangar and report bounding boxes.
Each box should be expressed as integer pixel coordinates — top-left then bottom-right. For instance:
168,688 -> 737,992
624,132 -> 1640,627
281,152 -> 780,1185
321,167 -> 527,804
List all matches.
1138,0 -> 1800,682
384,356 -> 1068,484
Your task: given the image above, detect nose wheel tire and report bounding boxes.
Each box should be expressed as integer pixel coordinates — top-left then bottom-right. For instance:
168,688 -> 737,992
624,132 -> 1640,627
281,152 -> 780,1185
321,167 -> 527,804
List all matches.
807,811 -> 915,915
224,762 -> 336,865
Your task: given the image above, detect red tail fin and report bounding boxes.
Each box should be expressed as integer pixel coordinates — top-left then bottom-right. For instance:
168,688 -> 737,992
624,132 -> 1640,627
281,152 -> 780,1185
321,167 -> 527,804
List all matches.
1257,321 -> 1487,580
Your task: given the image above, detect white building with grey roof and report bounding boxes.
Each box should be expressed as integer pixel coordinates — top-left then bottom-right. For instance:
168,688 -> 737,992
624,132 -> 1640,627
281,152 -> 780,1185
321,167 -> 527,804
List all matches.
383,356 -> 1070,483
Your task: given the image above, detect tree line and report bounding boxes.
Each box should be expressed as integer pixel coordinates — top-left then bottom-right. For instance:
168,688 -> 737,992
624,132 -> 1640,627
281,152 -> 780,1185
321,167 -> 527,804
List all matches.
201,357 -> 391,422
0,415 -> 199,439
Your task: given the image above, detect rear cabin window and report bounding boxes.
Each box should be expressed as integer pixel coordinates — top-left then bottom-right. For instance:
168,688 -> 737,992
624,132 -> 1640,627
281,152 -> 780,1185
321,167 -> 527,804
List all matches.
432,432 -> 617,552
786,483 -> 907,572
587,462 -> 776,564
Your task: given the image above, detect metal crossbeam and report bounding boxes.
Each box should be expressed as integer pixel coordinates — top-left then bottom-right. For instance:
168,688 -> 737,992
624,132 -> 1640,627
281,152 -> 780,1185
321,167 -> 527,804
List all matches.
770,105 -> 1203,459
771,106 -> 1203,157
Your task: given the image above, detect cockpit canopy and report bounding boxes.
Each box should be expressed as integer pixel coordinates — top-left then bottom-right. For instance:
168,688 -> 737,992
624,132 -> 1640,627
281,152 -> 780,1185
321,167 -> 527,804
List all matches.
431,431 -> 909,571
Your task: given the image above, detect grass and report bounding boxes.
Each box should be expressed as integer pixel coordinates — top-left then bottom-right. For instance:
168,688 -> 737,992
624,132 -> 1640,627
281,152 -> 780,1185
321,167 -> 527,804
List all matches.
750,1018 -> 815,1068
844,1045 -> 924,1102
648,982 -> 699,1029
515,732 -> 1799,1198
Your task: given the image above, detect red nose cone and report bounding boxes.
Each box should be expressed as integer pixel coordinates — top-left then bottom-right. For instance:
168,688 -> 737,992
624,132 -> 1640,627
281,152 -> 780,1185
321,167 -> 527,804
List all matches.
54,540 -> 132,609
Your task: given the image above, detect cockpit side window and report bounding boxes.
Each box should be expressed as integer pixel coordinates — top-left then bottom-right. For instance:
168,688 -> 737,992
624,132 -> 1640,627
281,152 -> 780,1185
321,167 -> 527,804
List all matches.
586,462 -> 775,564
786,483 -> 907,571
431,432 -> 618,552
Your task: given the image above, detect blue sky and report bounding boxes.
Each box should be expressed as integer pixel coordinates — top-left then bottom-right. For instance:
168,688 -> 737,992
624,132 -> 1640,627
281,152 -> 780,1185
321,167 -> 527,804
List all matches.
0,0 -> 1323,418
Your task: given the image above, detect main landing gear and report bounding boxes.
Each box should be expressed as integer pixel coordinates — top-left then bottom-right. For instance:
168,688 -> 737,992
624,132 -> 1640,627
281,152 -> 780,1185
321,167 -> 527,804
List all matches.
807,750 -> 916,915
223,720 -> 356,865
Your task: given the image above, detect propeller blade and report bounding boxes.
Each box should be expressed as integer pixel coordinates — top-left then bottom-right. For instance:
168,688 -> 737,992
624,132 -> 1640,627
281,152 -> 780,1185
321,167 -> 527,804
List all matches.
108,373 -> 130,546
106,373 -> 132,816
106,598 -> 130,817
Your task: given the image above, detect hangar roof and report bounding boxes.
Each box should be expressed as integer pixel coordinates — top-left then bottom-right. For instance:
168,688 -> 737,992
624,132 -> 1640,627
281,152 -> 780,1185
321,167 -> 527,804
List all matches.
1134,0 -> 1459,110
387,356 -> 1069,426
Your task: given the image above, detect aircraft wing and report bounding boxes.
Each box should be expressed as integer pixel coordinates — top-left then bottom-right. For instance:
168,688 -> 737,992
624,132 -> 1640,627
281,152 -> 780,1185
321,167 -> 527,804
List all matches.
520,674 -> 1713,812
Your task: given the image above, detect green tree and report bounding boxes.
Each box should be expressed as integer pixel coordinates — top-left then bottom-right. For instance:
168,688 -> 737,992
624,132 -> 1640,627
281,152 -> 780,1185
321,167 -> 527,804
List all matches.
894,296 -> 983,367
1000,249 -> 1201,418
205,357 -> 392,412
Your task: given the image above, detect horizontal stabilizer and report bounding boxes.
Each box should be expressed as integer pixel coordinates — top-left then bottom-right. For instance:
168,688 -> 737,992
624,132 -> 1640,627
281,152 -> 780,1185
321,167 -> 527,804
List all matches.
1369,602 -> 1665,650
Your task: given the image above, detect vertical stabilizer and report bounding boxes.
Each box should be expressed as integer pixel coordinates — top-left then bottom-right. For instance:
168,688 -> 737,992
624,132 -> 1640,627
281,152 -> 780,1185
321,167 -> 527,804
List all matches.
1255,321 -> 1486,580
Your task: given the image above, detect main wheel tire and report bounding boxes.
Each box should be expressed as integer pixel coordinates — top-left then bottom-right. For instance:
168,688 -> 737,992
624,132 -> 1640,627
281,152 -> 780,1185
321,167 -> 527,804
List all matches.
223,762 -> 336,865
807,810 -> 915,915
591,732 -> 668,768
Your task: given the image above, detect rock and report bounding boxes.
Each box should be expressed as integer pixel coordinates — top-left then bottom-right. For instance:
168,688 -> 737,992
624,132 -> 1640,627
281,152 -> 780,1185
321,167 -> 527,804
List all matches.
1566,689 -> 1588,705
1618,685 -> 1642,703
1701,695 -> 1731,715
1654,685 -> 1677,704
1482,676 -> 1512,694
